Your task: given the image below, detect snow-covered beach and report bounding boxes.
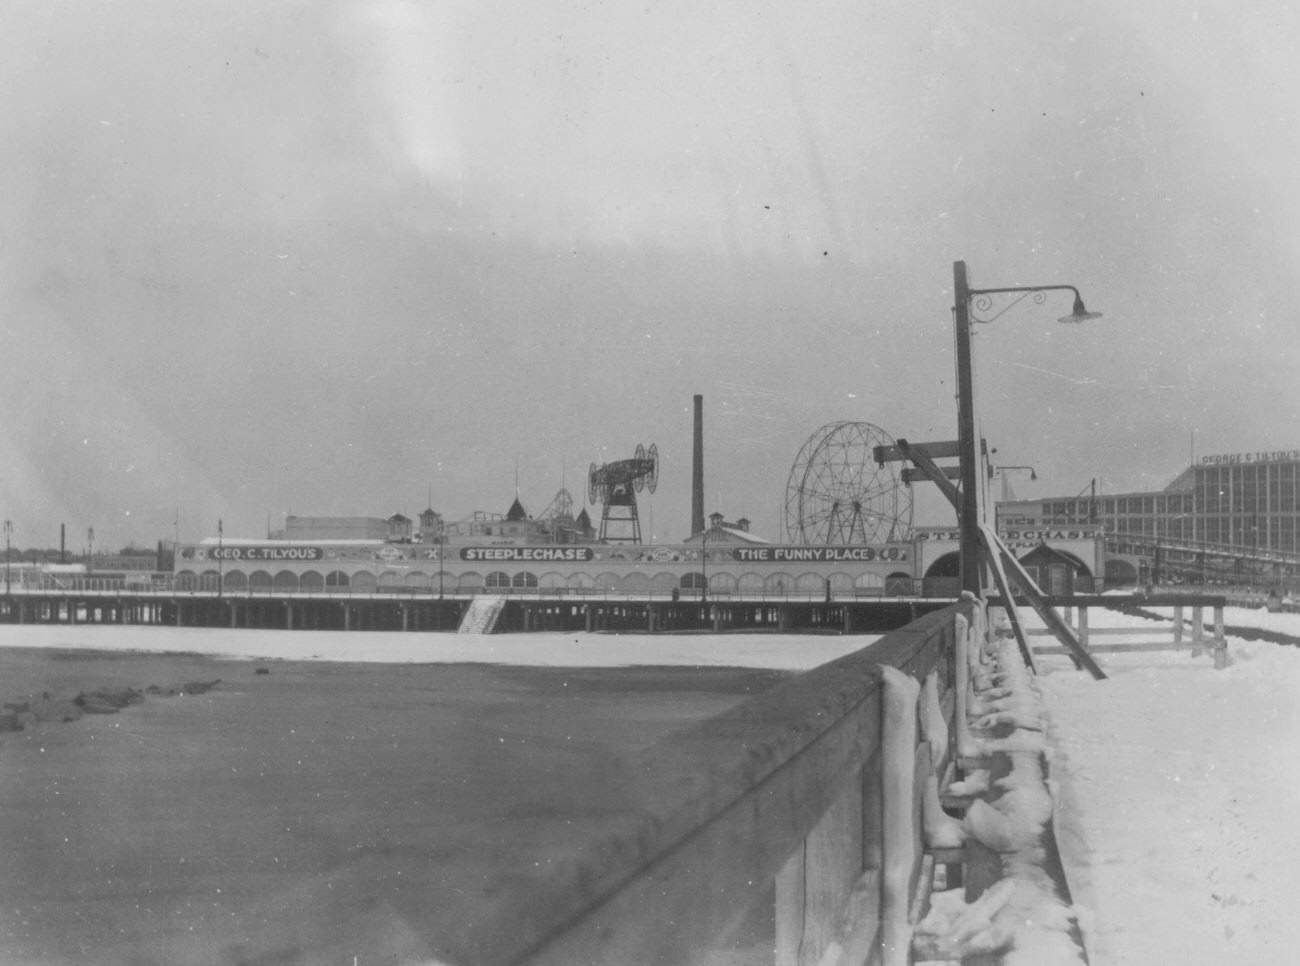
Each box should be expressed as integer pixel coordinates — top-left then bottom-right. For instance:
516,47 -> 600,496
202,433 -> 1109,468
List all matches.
1036,606 -> 1300,966
1,603 -> 1296,964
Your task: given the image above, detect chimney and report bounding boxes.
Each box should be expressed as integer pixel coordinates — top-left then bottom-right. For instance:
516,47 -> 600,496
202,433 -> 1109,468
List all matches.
692,394 -> 705,536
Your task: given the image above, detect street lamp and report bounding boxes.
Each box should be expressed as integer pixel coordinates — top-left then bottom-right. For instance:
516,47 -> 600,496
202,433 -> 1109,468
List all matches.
217,519 -> 224,598
4,519 -> 11,597
992,465 -> 1038,502
953,260 -> 1102,593
700,526 -> 709,605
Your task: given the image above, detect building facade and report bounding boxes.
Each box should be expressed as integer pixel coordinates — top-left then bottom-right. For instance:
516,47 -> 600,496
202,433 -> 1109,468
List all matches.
1001,448 -> 1300,554
996,448 -> 1300,587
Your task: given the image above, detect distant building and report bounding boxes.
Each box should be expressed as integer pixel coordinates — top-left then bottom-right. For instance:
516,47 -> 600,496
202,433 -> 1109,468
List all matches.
417,507 -> 445,544
284,516 -> 389,540
998,448 -> 1300,554
441,497 -> 597,546
995,447 -> 1300,586
682,512 -> 770,545
387,513 -> 413,543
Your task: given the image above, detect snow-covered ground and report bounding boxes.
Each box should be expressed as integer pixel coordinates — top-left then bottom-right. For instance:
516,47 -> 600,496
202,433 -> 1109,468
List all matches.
0,622 -> 868,671
1035,606 -> 1300,966
2,604 -> 1296,965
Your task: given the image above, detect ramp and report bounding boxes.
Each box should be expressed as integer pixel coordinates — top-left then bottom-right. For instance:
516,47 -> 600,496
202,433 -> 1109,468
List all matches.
457,595 -> 507,634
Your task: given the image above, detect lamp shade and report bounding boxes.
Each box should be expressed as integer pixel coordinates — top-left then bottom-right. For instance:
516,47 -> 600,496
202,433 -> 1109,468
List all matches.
1059,294 -> 1102,324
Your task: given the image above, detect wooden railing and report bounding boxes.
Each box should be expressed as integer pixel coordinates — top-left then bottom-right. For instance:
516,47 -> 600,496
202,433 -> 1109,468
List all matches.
446,600 -> 970,966
994,592 -> 1229,669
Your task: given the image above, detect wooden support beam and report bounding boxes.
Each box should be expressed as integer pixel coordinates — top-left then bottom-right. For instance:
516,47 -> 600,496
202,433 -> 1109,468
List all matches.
976,529 -> 1038,675
979,524 -> 1107,680
874,440 -> 962,464
901,465 -> 961,483
896,439 -> 962,512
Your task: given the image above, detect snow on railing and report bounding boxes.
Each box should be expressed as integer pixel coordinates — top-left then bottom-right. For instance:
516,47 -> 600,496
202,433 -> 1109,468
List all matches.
912,607 -> 1088,965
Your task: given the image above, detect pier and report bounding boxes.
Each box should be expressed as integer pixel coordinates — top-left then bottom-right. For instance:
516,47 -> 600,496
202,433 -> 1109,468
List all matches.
0,583 -> 951,635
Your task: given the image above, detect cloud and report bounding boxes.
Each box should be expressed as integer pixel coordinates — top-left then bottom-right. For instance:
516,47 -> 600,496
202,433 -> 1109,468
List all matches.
346,0 -> 467,184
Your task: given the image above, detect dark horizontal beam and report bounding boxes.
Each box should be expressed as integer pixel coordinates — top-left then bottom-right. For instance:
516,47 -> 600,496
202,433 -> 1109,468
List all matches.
873,440 -> 961,464
987,593 -> 1227,609
901,466 -> 960,483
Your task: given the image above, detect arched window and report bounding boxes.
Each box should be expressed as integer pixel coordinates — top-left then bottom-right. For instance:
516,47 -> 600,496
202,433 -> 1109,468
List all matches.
884,572 -> 913,596
763,572 -> 795,594
511,571 -> 538,588
852,572 -> 884,591
709,572 -> 738,595
485,571 -> 511,588
650,572 -> 678,593
620,571 -> 649,592
829,572 -> 857,594
795,573 -> 823,592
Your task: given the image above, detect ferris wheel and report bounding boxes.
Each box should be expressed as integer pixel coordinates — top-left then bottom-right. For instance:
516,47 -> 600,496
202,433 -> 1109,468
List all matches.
784,422 -> 913,545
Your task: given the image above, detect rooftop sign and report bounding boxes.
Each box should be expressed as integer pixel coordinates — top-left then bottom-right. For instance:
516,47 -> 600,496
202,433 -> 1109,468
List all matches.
1200,449 -> 1300,466
730,546 -> 908,562
460,546 -> 595,562
209,545 -> 324,561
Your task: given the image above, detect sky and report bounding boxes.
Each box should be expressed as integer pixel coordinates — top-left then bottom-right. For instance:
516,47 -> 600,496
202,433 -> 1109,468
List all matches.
3,0 -> 1299,551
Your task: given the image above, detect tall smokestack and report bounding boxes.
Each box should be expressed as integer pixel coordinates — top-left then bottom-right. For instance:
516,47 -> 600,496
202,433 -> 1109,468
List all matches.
692,394 -> 705,535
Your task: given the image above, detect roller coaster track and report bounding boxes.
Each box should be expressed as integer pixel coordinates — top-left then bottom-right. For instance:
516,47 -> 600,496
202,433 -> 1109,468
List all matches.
1106,532 -> 1300,587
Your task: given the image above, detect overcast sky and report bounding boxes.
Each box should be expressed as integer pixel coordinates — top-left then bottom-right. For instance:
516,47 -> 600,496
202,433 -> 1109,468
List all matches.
3,0 -> 1298,550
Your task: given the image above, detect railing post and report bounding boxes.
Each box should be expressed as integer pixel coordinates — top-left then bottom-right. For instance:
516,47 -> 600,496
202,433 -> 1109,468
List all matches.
954,613 -> 973,765
786,774 -> 865,966
879,666 -> 921,966
774,845 -> 805,966
1213,604 -> 1227,669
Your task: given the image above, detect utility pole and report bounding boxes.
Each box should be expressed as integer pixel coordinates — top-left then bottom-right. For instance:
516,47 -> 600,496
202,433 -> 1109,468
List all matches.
953,261 -> 983,594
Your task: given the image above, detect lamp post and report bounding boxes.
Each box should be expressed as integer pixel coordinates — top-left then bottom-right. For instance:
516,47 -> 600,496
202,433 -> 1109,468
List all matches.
993,465 -> 1038,503
953,260 -> 1101,593
217,519 -> 224,598
4,519 -> 11,597
700,526 -> 709,605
